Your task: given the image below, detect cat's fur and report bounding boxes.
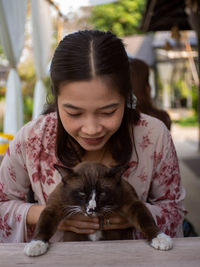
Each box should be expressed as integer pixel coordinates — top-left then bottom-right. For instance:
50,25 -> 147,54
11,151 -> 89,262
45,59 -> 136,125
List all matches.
24,162 -> 172,256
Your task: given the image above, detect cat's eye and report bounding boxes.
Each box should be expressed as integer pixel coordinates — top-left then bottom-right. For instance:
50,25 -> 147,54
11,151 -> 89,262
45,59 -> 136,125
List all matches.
79,192 -> 86,197
100,192 -> 106,197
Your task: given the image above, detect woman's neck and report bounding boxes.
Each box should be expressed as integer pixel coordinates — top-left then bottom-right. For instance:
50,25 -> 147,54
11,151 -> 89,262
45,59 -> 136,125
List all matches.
82,146 -> 114,167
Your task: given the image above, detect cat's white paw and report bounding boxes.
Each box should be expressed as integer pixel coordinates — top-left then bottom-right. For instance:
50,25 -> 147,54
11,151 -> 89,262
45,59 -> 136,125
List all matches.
151,233 -> 173,251
24,240 -> 49,256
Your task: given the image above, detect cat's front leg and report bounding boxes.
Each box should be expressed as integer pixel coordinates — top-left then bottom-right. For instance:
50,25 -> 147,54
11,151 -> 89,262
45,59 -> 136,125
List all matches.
151,232 -> 173,250
24,207 -> 62,257
122,201 -> 173,250
24,240 -> 49,257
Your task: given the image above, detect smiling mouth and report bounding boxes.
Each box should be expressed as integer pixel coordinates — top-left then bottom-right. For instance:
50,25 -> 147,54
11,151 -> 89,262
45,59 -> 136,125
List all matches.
81,136 -> 104,145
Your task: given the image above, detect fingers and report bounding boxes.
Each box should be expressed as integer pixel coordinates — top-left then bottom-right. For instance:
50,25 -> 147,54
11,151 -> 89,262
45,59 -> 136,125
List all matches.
104,221 -> 131,230
58,214 -> 100,234
62,226 -> 96,235
59,219 -> 99,230
66,214 -> 99,223
57,214 -> 131,234
103,216 -> 132,230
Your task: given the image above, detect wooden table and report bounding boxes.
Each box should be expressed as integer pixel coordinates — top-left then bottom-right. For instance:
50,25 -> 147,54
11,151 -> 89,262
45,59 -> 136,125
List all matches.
0,237 -> 199,267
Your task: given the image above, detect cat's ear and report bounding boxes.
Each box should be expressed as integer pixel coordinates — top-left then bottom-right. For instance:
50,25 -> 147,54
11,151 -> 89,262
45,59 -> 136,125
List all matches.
107,164 -> 128,182
54,164 -> 74,183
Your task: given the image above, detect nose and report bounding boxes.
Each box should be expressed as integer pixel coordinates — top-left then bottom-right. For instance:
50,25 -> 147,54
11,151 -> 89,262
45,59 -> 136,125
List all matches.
86,207 -> 97,216
81,116 -> 102,136
88,207 -> 97,213
87,191 -> 97,215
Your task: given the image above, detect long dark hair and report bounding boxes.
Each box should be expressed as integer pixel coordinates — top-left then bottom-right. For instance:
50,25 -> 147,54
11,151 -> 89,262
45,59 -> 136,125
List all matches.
129,58 -> 171,130
46,30 -> 140,167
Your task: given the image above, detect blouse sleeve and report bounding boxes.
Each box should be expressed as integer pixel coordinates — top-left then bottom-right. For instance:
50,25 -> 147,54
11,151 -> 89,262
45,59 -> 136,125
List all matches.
0,128 -> 34,243
145,128 -> 186,237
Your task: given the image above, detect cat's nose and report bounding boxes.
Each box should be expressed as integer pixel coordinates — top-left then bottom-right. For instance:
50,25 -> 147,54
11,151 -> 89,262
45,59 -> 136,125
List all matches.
87,207 -> 97,214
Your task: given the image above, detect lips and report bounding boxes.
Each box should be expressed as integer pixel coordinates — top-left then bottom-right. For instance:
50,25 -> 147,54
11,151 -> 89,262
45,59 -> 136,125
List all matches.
81,136 -> 104,145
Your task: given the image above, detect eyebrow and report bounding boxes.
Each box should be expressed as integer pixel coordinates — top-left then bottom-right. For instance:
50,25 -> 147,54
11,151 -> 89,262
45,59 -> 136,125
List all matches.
63,104 -> 82,110
63,103 -> 119,111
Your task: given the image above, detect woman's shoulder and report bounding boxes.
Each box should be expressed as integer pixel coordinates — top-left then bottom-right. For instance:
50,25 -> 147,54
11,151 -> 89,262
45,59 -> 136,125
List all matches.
149,109 -> 171,130
4,112 -> 58,164
22,112 -> 57,133
136,113 -> 167,129
14,112 -> 58,145
134,113 -> 170,142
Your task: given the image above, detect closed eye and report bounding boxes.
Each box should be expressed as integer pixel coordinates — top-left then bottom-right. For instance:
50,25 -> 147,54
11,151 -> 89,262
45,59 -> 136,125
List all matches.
66,112 -> 82,117
78,192 -> 86,197
101,110 -> 116,116
100,192 -> 106,197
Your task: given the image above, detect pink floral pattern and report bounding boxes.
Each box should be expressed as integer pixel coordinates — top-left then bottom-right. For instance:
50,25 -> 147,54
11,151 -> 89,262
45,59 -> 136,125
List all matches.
0,113 -> 186,242
151,148 -> 164,169
0,182 -> 8,201
15,214 -> 22,223
8,166 -> 16,182
123,161 -> 138,178
137,167 -> 147,182
15,143 -> 22,154
0,213 -> 12,239
139,132 -> 153,150
136,119 -> 148,127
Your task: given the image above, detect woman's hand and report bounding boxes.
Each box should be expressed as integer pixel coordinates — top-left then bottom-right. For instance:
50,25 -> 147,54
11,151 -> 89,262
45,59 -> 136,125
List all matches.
58,214 -> 100,234
58,213 -> 132,234
102,214 -> 132,230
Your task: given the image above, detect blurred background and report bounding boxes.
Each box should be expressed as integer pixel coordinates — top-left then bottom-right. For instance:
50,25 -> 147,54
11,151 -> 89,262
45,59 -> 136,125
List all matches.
0,0 -> 199,236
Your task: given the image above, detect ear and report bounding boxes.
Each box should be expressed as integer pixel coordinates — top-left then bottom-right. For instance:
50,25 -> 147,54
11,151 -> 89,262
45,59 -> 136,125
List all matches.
107,164 -> 128,182
54,164 -> 74,184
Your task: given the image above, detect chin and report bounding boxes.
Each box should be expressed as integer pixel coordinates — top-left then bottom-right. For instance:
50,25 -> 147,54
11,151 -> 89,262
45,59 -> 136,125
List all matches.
79,142 -> 106,151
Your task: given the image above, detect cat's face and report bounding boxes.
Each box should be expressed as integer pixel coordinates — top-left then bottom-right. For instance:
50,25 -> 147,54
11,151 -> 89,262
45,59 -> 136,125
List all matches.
54,162 -> 123,217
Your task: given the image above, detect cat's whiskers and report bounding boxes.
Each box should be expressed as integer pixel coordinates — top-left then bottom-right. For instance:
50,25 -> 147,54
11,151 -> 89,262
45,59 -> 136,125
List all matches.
102,205 -> 118,212
62,205 -> 83,218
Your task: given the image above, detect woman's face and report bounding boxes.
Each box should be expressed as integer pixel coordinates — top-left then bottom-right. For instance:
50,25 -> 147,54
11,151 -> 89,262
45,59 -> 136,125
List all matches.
58,77 -> 125,152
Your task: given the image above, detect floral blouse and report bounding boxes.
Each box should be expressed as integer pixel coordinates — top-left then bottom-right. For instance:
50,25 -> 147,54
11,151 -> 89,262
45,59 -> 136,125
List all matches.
0,112 -> 186,242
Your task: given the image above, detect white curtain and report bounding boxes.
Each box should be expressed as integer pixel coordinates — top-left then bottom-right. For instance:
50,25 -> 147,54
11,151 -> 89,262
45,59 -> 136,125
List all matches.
31,0 -> 52,119
0,0 -> 27,135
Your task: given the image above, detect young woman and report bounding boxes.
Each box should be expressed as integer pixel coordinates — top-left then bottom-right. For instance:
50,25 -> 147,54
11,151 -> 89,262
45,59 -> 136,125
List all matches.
0,30 -> 185,242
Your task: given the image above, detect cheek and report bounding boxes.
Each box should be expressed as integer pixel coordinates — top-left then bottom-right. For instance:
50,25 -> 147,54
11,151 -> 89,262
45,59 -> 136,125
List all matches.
104,120 -> 120,133
105,110 -> 124,132
59,110 -> 80,134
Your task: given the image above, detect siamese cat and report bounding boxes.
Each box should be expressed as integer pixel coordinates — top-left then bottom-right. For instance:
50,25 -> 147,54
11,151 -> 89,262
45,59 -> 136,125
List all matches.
24,162 -> 172,256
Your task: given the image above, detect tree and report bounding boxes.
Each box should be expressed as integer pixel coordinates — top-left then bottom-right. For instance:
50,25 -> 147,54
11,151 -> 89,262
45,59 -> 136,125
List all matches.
90,0 -> 146,36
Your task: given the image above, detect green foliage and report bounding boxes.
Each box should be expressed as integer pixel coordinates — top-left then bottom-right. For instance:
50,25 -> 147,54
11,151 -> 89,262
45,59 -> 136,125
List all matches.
0,44 -> 6,61
174,80 -> 190,98
19,61 -> 53,123
0,87 -> 6,99
173,114 -> 198,127
191,84 -> 198,115
90,0 -> 146,36
23,96 -> 33,123
44,76 -> 53,101
0,44 -> 3,55
19,59 -> 36,94
18,59 -> 36,123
